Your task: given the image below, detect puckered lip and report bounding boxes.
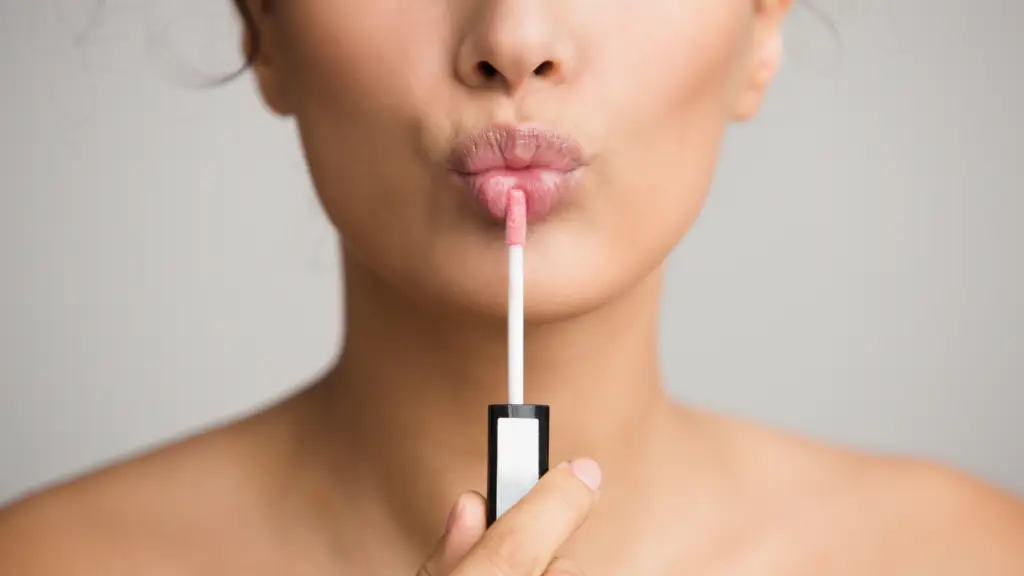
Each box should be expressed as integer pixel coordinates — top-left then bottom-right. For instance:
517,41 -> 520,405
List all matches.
446,124 -> 589,175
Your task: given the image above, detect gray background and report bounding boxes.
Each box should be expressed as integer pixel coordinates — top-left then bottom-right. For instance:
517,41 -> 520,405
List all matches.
1,0 -> 1021,504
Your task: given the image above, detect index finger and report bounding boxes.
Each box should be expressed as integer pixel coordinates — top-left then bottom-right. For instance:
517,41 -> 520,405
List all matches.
452,459 -> 601,576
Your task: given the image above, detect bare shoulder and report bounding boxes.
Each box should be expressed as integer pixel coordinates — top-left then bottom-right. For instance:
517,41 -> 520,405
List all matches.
701,411 -> 1024,574
0,416 -> 281,575
849,454 -> 1024,571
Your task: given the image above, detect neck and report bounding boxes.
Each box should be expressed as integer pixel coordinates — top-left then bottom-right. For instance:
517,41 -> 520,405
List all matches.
306,250 -> 673,555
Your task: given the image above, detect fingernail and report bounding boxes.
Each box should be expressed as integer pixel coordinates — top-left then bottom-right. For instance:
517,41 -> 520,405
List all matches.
569,458 -> 602,491
445,494 -> 463,535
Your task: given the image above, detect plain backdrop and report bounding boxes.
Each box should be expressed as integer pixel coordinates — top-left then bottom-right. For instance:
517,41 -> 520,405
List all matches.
1,0 -> 1022,504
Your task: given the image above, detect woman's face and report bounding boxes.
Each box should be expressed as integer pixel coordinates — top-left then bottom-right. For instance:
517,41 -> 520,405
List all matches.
245,0 -> 789,319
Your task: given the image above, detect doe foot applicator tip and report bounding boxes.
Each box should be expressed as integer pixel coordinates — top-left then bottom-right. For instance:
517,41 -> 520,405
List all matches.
506,189 -> 527,246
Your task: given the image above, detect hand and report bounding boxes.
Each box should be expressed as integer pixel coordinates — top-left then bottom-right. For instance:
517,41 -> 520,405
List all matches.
417,459 -> 603,576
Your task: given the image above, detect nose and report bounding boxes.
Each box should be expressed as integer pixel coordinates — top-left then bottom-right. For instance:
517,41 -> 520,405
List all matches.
455,1 -> 572,92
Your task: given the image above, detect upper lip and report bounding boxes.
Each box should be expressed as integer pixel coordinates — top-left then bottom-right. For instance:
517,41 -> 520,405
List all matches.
447,125 -> 588,174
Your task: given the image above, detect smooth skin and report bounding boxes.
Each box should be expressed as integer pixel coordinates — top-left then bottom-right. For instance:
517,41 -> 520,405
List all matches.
2,0 -> 1023,574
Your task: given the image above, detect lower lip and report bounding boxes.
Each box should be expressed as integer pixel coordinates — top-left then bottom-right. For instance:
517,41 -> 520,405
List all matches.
452,168 -> 580,220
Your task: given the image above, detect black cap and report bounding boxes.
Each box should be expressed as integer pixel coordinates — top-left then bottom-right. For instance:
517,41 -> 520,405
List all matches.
486,404 -> 550,526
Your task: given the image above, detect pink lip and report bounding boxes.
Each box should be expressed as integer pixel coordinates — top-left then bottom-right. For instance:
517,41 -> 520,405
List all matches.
448,125 -> 588,220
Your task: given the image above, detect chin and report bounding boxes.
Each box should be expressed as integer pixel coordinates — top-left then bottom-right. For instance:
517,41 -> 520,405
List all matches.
413,233 -> 649,324
423,277 -> 625,325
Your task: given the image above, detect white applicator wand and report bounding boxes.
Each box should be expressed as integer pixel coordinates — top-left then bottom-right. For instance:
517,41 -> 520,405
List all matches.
486,189 -> 551,526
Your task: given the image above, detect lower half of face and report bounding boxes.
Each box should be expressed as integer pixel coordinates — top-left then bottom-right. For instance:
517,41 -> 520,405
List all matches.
271,0 -> 757,320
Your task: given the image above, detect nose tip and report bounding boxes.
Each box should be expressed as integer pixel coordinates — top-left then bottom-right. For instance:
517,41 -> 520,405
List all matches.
455,4 -> 571,92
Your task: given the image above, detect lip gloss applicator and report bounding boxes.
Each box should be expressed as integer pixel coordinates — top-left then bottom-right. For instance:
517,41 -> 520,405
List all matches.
486,189 -> 551,526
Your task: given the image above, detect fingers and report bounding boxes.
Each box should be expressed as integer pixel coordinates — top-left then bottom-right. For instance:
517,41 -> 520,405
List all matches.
418,492 -> 488,576
444,492 -> 489,567
452,458 -> 602,576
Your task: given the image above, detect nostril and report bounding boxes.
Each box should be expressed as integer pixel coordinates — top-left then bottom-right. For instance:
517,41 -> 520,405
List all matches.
476,61 -> 499,79
470,59 -> 559,86
533,61 -> 556,77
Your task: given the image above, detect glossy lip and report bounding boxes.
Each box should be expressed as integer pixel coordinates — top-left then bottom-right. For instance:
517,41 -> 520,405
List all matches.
447,125 -> 589,221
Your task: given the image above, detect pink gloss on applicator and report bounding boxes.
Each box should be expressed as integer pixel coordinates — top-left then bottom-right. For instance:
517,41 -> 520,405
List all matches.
506,189 -> 527,247
486,189 -> 551,527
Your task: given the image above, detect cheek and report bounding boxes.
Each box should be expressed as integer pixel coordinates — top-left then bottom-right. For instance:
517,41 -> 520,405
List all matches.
519,4 -> 755,314
276,3 -> 451,107
585,2 -> 752,263
273,3 -> 456,274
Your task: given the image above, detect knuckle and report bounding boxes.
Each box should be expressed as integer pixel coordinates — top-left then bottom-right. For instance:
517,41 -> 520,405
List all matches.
544,567 -> 582,576
535,489 -> 578,526
538,473 -> 591,518
544,558 -> 584,576
476,528 -> 539,576
417,563 -> 440,576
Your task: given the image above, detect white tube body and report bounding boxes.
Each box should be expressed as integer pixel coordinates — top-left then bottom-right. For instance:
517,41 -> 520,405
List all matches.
495,416 -> 539,518
507,245 -> 524,405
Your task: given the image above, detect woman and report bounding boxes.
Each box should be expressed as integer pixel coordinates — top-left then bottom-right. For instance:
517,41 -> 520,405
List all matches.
1,0 -> 1022,574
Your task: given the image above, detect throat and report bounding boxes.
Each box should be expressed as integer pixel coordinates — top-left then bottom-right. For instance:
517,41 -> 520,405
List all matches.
298,255 -> 673,559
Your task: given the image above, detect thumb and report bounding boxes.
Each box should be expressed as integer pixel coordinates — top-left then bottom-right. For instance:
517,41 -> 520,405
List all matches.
417,492 -> 487,576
